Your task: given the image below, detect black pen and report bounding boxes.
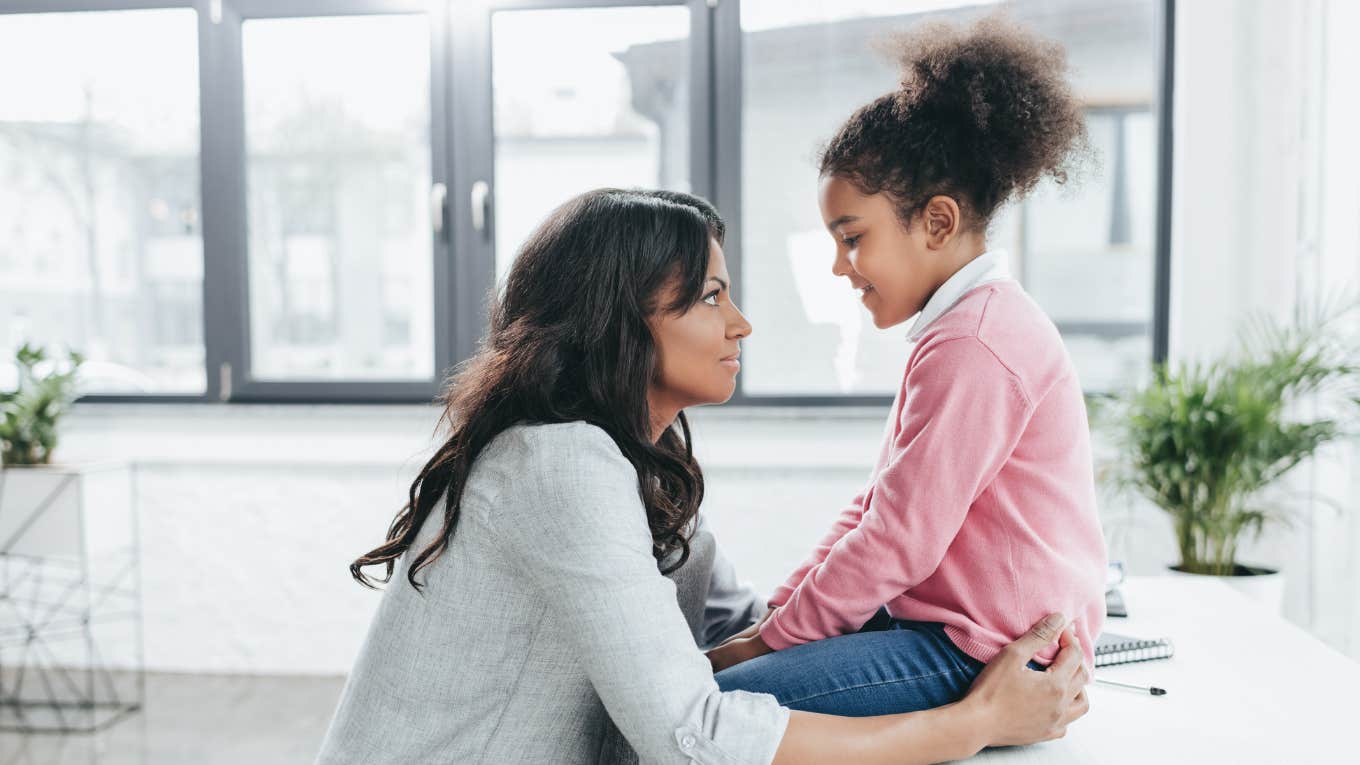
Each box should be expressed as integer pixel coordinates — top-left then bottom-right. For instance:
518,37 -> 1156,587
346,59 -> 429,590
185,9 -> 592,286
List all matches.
1094,677 -> 1167,696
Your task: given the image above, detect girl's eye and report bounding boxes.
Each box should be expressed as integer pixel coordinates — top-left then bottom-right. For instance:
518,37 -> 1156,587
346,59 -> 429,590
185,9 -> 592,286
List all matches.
702,291 -> 720,307
842,235 -> 860,249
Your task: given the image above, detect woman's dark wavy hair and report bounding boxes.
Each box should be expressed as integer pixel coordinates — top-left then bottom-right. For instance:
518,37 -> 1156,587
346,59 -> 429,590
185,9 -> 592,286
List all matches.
820,13 -> 1089,232
351,188 -> 725,590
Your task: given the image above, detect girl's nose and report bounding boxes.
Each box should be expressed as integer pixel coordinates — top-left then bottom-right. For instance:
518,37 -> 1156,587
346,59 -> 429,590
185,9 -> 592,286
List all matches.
831,248 -> 853,279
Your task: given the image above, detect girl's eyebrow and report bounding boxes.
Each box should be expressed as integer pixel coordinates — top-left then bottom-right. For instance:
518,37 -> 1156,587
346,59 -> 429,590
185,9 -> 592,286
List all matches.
826,214 -> 860,232
706,276 -> 729,291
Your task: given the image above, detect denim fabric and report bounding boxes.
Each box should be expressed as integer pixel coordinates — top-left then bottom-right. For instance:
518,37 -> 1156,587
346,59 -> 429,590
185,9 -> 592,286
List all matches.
715,608 -> 987,717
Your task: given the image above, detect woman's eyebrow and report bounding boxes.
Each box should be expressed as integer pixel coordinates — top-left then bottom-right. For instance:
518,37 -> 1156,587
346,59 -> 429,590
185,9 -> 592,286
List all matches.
706,276 -> 729,291
826,214 -> 860,232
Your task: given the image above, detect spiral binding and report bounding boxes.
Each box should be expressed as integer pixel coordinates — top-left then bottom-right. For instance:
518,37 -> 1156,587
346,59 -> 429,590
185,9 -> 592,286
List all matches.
1094,637 -> 1175,667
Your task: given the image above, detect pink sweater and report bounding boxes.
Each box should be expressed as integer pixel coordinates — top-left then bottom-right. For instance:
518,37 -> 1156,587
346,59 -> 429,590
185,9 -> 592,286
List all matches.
760,280 -> 1107,667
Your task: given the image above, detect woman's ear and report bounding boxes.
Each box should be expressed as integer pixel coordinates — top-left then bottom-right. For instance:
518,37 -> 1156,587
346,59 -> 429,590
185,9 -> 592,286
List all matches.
921,195 -> 961,248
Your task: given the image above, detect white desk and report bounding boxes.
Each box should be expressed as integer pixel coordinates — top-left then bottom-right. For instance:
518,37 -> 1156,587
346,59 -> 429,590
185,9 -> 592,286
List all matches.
963,576 -> 1358,765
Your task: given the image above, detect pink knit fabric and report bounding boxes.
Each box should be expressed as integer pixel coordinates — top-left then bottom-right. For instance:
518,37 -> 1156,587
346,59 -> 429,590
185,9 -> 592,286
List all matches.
760,281 -> 1107,667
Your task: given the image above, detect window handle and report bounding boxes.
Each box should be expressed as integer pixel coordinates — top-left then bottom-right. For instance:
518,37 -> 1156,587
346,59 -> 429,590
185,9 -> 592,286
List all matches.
430,182 -> 448,240
470,180 -> 490,237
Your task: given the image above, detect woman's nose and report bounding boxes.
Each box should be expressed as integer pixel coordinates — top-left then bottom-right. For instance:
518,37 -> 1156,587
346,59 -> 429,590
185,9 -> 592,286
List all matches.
727,303 -> 752,339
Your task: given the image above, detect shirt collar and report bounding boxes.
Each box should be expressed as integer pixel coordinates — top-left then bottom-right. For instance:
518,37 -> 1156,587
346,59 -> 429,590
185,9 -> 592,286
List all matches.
906,250 -> 1012,341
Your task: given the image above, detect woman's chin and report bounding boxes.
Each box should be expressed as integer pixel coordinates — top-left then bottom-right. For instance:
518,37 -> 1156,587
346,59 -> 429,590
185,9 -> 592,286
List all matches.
708,379 -> 739,406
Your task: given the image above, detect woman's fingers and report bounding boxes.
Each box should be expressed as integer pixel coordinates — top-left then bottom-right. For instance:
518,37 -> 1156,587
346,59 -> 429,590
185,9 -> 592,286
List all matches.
1001,613 -> 1067,669
1047,626 -> 1084,681
1060,688 -> 1089,727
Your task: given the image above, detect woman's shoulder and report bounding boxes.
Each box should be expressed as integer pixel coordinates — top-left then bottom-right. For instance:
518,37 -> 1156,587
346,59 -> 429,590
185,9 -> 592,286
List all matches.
487,420 -> 628,466
474,421 -> 637,499
470,421 -> 651,549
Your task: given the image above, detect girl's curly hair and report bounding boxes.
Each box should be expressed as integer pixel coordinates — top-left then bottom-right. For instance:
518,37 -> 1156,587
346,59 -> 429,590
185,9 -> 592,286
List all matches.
820,13 -> 1090,232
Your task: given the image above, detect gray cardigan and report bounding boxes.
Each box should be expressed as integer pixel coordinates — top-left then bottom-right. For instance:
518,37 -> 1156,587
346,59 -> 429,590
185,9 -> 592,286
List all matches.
316,422 -> 790,764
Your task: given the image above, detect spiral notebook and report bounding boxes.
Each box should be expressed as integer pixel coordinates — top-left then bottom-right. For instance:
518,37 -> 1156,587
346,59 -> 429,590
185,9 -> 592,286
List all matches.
1094,632 -> 1175,667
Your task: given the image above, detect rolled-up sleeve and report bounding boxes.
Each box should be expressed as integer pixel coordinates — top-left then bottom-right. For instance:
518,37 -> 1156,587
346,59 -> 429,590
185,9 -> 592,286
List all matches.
482,424 -> 789,765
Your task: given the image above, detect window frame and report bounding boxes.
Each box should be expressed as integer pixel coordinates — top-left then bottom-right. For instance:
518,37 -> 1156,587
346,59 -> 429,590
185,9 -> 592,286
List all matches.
0,0 -> 1174,406
714,0 -> 1176,406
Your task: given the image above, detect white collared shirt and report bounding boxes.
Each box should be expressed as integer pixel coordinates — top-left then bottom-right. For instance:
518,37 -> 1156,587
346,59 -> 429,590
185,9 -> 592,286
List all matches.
906,250 -> 1012,341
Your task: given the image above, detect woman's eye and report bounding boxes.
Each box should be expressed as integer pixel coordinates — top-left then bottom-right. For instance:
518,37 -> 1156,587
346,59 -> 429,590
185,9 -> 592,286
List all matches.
702,291 -> 720,306
842,235 -> 860,248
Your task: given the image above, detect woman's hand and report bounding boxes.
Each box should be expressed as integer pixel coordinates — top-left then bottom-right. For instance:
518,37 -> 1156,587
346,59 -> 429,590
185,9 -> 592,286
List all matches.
960,613 -> 1090,747
706,632 -> 774,673
713,606 -> 777,649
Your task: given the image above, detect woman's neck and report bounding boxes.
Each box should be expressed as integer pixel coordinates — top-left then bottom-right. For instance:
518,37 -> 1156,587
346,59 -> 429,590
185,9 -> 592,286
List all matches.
647,392 -> 681,444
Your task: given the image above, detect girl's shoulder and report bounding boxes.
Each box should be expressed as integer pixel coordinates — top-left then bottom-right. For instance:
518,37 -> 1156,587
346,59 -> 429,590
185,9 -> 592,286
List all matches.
914,282 -> 1072,390
917,281 -> 1049,343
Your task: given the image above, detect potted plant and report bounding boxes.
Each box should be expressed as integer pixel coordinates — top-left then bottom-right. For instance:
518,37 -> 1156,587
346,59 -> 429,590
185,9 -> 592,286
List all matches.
1105,304 -> 1360,610
0,342 -> 84,467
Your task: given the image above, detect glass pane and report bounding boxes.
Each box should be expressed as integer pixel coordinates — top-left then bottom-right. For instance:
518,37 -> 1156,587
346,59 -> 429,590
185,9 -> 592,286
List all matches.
0,10 -> 203,394
492,6 -> 691,283
739,0 -> 1161,395
244,15 -> 433,382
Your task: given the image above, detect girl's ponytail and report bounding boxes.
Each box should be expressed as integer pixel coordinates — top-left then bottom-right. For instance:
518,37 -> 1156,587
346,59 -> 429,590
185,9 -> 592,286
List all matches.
820,13 -> 1089,231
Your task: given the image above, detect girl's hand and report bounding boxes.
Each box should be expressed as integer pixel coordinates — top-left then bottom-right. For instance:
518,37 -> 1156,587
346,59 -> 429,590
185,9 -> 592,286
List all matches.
961,613 -> 1090,747
706,632 -> 774,673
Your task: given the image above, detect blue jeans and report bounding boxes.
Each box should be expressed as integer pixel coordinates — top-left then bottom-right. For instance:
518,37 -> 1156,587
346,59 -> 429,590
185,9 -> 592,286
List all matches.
714,609 -> 985,716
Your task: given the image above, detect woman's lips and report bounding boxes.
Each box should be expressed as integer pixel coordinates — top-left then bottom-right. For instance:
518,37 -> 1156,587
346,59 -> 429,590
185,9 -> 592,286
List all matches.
719,354 -> 741,372
859,284 -> 875,301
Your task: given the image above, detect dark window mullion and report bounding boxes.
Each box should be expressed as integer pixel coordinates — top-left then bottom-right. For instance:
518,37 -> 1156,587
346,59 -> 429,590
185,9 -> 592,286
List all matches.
447,1 -> 495,368
200,0 -> 250,402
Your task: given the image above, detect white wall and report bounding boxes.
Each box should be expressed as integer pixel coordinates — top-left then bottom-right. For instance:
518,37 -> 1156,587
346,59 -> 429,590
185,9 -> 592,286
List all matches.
55,403 -> 891,675
1168,0 -> 1360,656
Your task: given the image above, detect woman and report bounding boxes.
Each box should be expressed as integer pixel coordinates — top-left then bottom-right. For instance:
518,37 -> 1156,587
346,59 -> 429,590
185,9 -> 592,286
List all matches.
316,189 -> 1088,764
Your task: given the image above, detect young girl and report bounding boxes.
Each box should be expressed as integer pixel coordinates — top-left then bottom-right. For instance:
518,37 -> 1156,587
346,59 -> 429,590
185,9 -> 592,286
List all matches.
707,15 -> 1108,716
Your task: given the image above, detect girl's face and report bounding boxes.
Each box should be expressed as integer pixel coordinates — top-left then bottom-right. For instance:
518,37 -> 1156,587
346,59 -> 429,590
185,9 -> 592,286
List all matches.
648,239 -> 752,412
818,174 -> 959,329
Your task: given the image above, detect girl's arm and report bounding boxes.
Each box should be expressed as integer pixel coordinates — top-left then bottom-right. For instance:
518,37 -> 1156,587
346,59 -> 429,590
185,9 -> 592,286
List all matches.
759,335 -> 1034,652
769,383 -> 903,608
767,486 -> 869,608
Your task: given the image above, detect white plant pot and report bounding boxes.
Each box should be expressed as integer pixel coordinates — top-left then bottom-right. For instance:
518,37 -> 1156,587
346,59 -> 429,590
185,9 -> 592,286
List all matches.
1166,563 -> 1286,614
0,461 -> 143,731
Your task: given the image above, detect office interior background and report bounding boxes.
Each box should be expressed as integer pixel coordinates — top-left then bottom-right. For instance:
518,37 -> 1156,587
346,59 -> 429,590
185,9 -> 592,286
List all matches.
0,0 -> 1358,762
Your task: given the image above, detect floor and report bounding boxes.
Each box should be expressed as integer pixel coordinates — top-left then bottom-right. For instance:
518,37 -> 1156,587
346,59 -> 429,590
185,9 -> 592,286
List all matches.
0,673 -> 345,765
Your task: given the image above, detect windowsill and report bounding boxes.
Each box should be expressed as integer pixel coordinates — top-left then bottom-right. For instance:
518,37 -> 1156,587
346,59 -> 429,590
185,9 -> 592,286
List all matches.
59,401 -> 889,471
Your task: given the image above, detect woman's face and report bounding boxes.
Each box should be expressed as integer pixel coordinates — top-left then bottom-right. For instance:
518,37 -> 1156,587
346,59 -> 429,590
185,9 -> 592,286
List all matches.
817,174 -> 956,329
648,239 -> 751,413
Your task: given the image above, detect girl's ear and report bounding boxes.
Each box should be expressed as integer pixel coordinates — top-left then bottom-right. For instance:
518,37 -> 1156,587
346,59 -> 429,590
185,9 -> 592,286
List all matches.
921,195 -> 961,248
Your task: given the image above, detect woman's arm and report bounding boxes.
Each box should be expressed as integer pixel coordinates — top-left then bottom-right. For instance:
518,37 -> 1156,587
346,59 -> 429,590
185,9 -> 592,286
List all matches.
773,614 -> 1089,765
484,424 -> 789,764
697,514 -> 768,648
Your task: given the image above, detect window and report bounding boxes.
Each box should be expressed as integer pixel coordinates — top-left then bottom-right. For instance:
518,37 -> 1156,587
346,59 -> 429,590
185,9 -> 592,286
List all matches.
0,8 -> 202,394
0,0 -> 1170,404
734,0 -> 1166,397
490,5 -> 692,283
242,14 -> 434,382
